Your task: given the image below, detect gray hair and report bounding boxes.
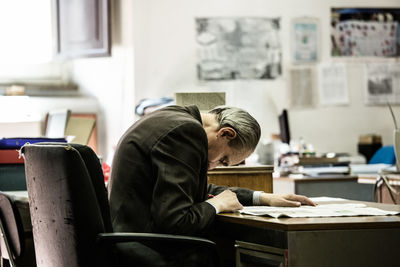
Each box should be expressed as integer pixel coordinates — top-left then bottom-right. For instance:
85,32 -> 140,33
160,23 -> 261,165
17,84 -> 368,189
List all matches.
209,106 -> 261,152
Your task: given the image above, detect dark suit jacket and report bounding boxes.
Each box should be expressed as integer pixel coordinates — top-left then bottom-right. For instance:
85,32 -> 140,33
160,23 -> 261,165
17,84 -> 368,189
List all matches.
108,105 -> 254,236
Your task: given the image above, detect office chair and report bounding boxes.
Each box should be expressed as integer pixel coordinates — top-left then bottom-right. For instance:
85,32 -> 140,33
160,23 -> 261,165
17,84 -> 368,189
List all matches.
21,143 -> 220,267
0,192 -> 36,267
369,145 -> 396,165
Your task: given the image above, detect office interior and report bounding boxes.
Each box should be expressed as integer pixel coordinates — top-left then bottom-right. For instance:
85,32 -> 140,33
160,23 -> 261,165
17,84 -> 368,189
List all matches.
1,0 -> 400,266
1,0 -> 399,162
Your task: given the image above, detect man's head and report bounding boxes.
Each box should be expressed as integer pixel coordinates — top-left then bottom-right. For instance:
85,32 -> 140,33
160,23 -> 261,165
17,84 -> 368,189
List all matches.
205,106 -> 261,169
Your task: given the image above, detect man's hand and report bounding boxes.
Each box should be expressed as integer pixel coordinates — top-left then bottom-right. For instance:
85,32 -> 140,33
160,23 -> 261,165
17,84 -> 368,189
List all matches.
260,193 -> 316,207
206,190 -> 243,213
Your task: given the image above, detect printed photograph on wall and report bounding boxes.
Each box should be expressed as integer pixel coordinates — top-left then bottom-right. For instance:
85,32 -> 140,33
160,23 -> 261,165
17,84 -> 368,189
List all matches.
331,8 -> 400,57
365,63 -> 400,105
195,17 -> 281,81
291,17 -> 319,64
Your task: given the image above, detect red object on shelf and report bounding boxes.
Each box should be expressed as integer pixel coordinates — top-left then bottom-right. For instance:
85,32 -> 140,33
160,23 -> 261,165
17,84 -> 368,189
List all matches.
0,149 -> 24,164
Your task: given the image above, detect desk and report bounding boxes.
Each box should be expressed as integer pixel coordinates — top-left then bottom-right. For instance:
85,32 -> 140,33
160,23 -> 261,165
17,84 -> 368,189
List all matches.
214,200 -> 400,267
274,175 -> 374,201
208,165 -> 273,193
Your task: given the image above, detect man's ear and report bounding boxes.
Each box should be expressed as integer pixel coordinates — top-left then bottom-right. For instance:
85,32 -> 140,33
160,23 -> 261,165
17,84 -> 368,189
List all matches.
220,127 -> 237,140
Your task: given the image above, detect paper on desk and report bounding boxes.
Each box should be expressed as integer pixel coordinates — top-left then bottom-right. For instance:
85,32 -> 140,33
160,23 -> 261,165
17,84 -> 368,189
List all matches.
350,163 -> 391,175
239,204 -> 400,218
309,197 -> 347,202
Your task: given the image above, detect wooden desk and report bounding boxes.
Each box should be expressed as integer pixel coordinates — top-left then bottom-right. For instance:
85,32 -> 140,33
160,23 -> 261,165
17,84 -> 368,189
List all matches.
214,200 -> 400,267
274,175 -> 374,201
208,165 -> 273,193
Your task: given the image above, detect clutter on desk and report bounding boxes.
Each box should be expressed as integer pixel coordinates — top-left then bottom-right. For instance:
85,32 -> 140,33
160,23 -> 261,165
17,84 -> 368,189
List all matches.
352,144 -> 398,176
264,136 -> 372,177
358,134 -> 382,163
350,163 -> 392,175
273,136 -> 353,176
286,154 -> 351,177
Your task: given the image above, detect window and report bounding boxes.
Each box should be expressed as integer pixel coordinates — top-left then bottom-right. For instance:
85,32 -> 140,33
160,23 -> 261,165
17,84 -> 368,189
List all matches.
0,0 -> 65,83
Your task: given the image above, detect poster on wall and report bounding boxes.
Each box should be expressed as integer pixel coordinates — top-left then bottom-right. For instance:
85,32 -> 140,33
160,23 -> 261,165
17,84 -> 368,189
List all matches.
289,67 -> 315,108
331,8 -> 400,58
291,17 -> 319,64
365,63 -> 400,105
318,63 -> 349,106
195,17 -> 281,81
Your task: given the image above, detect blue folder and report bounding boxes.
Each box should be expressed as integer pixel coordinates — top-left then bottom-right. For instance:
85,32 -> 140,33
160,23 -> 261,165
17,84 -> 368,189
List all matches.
0,137 -> 67,149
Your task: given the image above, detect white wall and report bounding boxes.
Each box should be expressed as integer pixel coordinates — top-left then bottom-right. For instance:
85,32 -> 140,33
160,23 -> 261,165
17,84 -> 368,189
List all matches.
69,0 -> 136,161
132,0 -> 400,156
69,0 -> 400,160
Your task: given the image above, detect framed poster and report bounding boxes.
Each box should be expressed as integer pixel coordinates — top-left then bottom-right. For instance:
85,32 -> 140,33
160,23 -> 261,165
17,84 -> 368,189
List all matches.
291,17 -> 319,64
331,8 -> 400,58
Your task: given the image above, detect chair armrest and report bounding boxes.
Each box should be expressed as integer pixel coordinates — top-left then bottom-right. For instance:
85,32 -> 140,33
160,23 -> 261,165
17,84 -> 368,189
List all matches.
97,232 -> 216,248
97,232 -> 221,267
97,232 -> 221,266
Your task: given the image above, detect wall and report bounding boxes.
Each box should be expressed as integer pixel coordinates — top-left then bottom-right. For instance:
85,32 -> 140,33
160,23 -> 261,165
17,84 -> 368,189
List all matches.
132,0 -> 400,156
69,0 -> 136,161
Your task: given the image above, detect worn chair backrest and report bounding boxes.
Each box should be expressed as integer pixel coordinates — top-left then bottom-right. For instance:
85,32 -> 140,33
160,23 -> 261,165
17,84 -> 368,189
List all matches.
29,142 -> 113,232
22,143 -> 111,267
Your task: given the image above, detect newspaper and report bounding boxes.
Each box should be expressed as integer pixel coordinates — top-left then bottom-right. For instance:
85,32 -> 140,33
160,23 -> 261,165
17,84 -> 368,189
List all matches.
365,63 -> 400,105
239,203 -> 399,218
317,63 -> 349,106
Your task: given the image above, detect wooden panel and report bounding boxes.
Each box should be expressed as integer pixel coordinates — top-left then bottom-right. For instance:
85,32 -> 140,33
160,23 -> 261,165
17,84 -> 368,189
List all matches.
208,165 -> 273,193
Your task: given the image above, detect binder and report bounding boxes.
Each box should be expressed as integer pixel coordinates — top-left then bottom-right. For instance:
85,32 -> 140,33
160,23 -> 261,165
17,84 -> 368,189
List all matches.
0,137 -> 67,149
0,164 -> 26,191
0,149 -> 24,164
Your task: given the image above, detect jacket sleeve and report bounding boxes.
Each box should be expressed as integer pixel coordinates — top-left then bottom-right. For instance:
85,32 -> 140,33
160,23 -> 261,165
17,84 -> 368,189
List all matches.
150,121 -> 216,236
207,184 -> 255,206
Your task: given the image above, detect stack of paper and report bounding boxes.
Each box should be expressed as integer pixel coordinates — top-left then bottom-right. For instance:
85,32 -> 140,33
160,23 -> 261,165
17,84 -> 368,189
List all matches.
239,203 -> 399,218
350,163 -> 392,175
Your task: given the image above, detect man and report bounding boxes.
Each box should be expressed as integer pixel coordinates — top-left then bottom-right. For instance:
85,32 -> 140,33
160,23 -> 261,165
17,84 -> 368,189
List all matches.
108,105 -> 314,265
